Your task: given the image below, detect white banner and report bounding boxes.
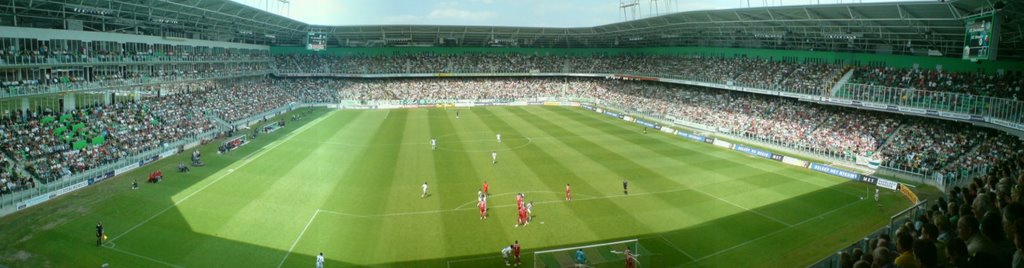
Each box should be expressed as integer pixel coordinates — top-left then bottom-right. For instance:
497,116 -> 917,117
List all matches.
713,139 -> 732,149
876,178 -> 899,191
52,181 -> 89,197
660,127 -> 676,134
782,156 -> 808,167
115,162 -> 140,176
159,148 -> 178,159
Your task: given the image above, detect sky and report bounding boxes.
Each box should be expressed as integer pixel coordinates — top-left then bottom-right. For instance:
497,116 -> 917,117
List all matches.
232,0 -> 927,28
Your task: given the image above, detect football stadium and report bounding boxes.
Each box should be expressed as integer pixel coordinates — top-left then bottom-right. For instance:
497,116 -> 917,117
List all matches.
0,0 -> 1023,267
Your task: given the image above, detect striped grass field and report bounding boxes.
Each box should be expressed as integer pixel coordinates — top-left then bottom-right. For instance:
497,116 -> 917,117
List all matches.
0,106 -> 909,267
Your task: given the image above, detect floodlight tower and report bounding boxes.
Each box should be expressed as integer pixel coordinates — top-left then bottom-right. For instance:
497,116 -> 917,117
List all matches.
620,0 -> 640,21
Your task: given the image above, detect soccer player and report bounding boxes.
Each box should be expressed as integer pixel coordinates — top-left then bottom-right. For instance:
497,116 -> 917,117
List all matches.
95,222 -> 104,247
431,138 -> 437,150
625,247 -> 635,268
479,200 -> 487,220
478,190 -> 484,203
492,151 -> 497,165
515,206 -> 526,227
516,193 -> 524,210
643,127 -> 647,134
316,252 -> 325,268
566,184 -> 572,201
501,245 -> 513,266
483,181 -> 490,196
497,133 -> 502,143
575,249 -> 588,267
512,240 -> 522,266
456,110 -> 460,119
421,182 -> 429,198
526,201 -> 534,221
131,179 -> 138,190
623,179 -> 629,195
875,187 -> 880,204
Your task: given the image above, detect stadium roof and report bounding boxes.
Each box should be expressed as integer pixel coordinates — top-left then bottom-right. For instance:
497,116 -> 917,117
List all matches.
1,0 -> 1021,59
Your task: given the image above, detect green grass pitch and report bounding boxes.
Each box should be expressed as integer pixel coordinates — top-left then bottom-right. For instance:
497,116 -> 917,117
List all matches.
0,106 -> 909,267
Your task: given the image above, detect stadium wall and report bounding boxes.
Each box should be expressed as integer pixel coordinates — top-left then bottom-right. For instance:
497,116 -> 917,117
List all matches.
270,46 -> 1024,73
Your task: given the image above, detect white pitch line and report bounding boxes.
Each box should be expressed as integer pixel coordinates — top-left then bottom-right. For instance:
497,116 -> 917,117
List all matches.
689,187 -> 794,227
277,209 -> 321,268
104,244 -> 184,268
107,112 -> 333,243
687,199 -> 863,264
658,234 -> 696,260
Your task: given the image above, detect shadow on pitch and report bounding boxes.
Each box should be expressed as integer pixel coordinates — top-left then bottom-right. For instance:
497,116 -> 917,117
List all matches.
8,107 -> 906,268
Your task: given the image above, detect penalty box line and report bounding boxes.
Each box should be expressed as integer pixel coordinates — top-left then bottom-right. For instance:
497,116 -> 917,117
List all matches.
277,209 -> 322,268
686,198 -> 864,264
102,243 -> 184,268
106,112 -> 333,245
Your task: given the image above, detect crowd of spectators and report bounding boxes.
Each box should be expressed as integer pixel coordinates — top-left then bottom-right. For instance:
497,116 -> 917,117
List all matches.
273,53 -> 845,95
835,144 -> 1024,268
203,79 -> 297,122
2,62 -> 272,96
880,120 -> 989,175
851,66 -> 1024,100
0,46 -> 270,65
275,53 -> 1024,101
0,77 -> 309,185
0,157 -> 32,195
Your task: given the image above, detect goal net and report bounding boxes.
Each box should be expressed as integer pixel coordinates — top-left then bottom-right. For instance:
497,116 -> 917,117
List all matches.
533,239 -> 650,268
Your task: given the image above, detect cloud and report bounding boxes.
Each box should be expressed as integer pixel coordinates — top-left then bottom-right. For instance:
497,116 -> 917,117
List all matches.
383,15 -> 424,24
428,7 -> 496,20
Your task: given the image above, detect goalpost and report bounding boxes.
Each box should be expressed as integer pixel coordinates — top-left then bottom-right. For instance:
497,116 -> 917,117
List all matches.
532,239 -> 650,268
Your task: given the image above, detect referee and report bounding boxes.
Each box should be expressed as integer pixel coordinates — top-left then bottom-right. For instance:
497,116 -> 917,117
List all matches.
95,222 -> 104,247
623,179 -> 629,195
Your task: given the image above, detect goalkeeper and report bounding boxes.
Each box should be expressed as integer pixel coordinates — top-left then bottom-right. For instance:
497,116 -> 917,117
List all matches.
575,248 -> 588,267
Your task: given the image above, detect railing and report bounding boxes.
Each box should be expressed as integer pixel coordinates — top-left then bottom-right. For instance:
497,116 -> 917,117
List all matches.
0,70 -> 273,99
0,55 -> 272,66
839,83 -> 1024,124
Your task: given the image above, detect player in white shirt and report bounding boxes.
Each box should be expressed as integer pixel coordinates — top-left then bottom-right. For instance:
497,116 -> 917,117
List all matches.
526,201 -> 534,221
431,138 -> 437,150
422,182 -> 429,198
874,188 -> 880,203
501,245 -> 513,266
316,252 -> 324,268
478,190 -> 484,203
492,151 -> 497,165
496,133 -> 502,143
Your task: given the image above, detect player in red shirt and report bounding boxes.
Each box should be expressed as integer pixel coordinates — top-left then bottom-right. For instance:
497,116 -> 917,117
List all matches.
478,200 -> 487,220
512,240 -> 522,266
516,193 -> 524,210
521,206 -> 529,225
565,184 -> 571,201
483,181 -> 489,196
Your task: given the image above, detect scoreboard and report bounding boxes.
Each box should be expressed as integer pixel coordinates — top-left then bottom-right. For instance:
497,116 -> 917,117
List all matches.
962,14 -> 999,61
306,32 -> 327,51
